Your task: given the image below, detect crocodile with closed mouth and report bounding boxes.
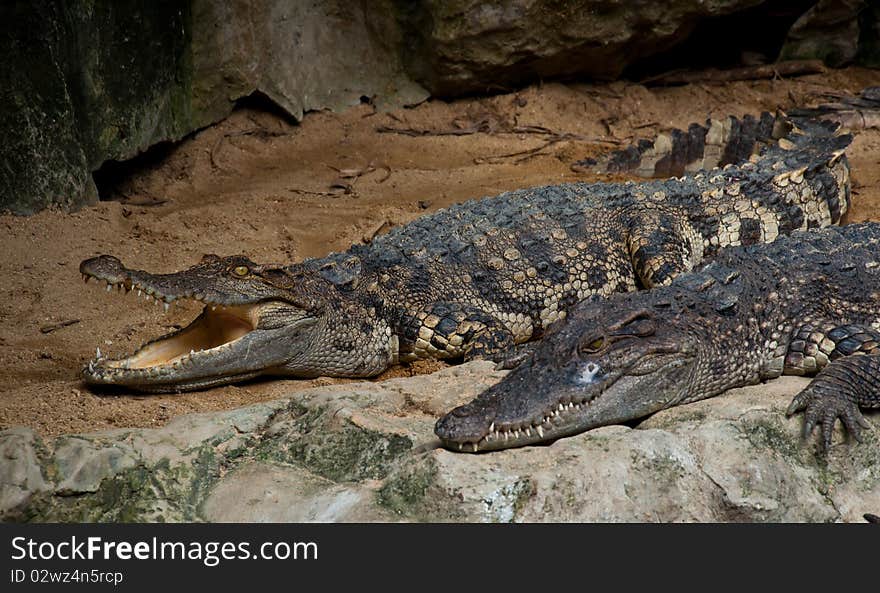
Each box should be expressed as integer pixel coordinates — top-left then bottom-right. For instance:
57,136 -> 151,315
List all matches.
435,223 -> 880,453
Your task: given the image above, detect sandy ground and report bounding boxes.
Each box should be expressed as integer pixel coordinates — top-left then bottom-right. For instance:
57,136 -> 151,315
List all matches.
1,67 -> 879,437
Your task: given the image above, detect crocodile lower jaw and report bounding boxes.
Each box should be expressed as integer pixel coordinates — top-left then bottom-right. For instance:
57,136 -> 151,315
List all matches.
83,304 -> 258,386
446,397 -> 599,453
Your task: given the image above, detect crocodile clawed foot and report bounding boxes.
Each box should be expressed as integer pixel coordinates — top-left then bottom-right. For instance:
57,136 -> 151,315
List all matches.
786,384 -> 872,453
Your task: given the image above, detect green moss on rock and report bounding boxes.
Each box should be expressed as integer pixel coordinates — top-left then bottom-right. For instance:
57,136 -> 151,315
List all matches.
740,417 -> 804,461
253,406 -> 413,482
14,439 -> 227,523
377,458 -> 442,519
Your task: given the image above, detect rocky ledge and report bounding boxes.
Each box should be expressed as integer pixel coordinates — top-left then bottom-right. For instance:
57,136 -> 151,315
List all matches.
2,362 -> 877,522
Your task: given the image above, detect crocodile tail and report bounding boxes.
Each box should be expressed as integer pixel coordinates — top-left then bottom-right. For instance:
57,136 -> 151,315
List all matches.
575,87 -> 879,179
574,112 -> 781,178
788,86 -> 880,131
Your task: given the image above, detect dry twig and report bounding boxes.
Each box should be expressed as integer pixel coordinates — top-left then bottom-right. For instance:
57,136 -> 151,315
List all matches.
378,112 -> 621,165
643,60 -> 826,86
289,161 -> 392,198
40,319 -> 80,334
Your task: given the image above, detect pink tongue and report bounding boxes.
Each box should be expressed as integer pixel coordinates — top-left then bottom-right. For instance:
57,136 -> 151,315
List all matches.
103,305 -> 254,370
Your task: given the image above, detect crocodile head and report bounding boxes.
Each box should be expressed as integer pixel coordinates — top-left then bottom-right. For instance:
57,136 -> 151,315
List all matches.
435,300 -> 699,452
80,254 -> 394,392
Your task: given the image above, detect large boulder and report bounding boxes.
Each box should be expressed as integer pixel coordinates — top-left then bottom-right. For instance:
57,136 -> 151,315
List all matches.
0,0 -> 426,215
0,1 -> 195,214
394,0 -> 767,96
3,362 -> 877,523
779,0 -> 865,67
190,0 -> 427,126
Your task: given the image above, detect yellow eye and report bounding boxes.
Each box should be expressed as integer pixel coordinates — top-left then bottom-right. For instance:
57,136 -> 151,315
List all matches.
232,265 -> 249,277
580,336 -> 605,354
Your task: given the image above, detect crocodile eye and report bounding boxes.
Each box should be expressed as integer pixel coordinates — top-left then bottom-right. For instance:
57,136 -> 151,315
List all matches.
232,265 -> 250,277
579,336 -> 605,355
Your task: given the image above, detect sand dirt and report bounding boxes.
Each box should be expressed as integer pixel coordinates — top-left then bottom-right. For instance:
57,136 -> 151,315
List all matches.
2,67 -> 878,437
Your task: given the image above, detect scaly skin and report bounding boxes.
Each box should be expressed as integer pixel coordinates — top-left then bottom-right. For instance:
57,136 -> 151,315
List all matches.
435,223 -> 880,453
786,354 -> 880,450
80,111 -> 852,392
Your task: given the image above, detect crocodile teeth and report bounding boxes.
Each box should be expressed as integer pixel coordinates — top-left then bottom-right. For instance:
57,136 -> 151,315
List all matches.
106,284 -> 112,292
471,443 -> 478,453
536,426 -> 544,438
163,302 -> 170,313
95,347 -> 102,359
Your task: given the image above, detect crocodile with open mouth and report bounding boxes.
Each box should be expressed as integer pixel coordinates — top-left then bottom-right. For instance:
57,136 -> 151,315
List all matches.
435,223 -> 880,453
79,107 -> 855,392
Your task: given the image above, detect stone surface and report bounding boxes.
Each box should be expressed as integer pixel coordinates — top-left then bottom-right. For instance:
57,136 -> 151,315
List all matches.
779,0 -> 864,67
860,1 -> 880,67
0,1 -> 194,214
0,0 -> 426,215
202,462 -> 390,522
395,0 -> 767,96
6,0 -> 875,214
191,0 -> 427,124
0,428 -> 49,514
2,362 -> 877,523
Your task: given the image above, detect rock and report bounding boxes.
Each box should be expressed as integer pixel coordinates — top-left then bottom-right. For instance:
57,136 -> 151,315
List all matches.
0,0 -> 427,215
856,0 -> 880,68
0,1 -> 193,214
2,363 -> 877,522
779,0 -> 863,67
53,438 -> 137,495
7,0 -> 877,214
0,428 -> 49,515
191,0 -> 427,124
202,462 -> 391,522
395,0 -> 766,96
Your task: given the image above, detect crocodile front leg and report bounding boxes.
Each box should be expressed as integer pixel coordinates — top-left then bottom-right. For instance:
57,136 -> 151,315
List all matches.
400,302 -> 518,362
626,206 -> 704,288
786,353 -> 880,451
780,323 -> 880,375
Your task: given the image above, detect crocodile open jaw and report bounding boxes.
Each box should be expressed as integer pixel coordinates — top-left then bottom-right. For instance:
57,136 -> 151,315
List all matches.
78,254 -> 311,392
